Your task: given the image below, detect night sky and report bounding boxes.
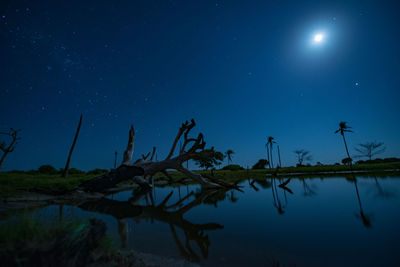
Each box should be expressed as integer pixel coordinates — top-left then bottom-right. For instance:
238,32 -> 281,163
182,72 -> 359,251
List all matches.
1,0 -> 399,171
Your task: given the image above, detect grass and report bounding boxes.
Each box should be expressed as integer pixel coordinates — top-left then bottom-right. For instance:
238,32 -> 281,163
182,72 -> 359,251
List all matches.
1,161 -> 399,197
0,172 -> 94,197
0,215 -> 119,265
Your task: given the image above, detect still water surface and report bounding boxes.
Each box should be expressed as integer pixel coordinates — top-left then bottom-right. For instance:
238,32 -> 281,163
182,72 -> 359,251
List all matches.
13,177 -> 400,266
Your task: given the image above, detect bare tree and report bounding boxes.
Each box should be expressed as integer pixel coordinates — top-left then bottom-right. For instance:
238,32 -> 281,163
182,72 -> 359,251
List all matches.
293,149 -> 312,166
62,114 -> 83,178
354,141 -> 386,160
0,128 -> 21,169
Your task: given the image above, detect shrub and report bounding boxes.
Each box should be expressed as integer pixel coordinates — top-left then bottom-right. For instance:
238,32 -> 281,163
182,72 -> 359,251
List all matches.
252,159 -> 268,169
67,168 -> 85,175
87,169 -> 108,175
38,165 -> 58,175
222,164 -> 244,171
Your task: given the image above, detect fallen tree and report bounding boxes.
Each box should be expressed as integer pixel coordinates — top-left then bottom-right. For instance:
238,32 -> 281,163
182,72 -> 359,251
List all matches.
79,119 -> 240,193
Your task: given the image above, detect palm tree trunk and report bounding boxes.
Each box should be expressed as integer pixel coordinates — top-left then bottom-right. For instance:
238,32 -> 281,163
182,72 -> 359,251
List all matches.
353,179 -> 363,212
62,114 -> 83,178
266,145 -> 271,169
341,133 -> 351,159
277,145 -> 282,167
270,143 -> 274,169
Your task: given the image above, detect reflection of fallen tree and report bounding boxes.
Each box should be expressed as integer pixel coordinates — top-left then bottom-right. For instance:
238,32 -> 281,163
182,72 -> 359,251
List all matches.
79,189 -> 227,262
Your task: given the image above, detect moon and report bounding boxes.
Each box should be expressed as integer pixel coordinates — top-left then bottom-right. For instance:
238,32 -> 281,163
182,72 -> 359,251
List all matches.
314,33 -> 324,43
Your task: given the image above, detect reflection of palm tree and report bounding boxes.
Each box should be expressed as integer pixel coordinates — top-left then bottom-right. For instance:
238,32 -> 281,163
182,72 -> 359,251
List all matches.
352,178 -> 372,228
335,122 -> 353,160
225,149 -> 234,165
270,177 -> 292,215
79,189 -> 225,262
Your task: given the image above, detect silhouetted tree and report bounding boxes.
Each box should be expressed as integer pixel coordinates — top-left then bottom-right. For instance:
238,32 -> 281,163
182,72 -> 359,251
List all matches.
293,149 -> 312,166
265,142 -> 270,168
277,145 -> 282,167
252,159 -> 269,169
354,141 -> 386,160
335,121 -> 353,160
0,128 -> 21,170
62,114 -> 83,178
341,157 -> 352,165
225,149 -> 234,165
38,165 -> 58,174
193,148 -> 224,171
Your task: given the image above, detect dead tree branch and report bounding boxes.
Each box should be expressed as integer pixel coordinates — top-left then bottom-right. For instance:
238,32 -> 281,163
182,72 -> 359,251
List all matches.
0,128 -> 21,170
79,119 -> 239,193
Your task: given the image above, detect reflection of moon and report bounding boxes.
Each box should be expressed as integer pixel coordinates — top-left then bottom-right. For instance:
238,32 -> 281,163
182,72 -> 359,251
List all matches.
314,34 -> 323,42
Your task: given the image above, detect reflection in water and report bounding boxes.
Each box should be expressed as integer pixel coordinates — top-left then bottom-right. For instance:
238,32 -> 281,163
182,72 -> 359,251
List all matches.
352,177 -> 373,228
372,176 -> 395,199
78,188 -> 234,262
300,178 -> 317,197
1,176 -> 399,266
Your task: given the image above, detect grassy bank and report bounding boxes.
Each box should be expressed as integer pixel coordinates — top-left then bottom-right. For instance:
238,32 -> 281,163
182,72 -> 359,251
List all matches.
0,172 -> 94,197
1,161 -> 399,197
0,216 -> 141,266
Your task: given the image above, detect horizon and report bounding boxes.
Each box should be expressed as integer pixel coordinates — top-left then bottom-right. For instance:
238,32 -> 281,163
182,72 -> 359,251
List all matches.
1,0 -> 400,171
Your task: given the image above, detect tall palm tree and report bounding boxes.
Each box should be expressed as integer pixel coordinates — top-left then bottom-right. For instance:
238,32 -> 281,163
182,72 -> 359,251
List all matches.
266,136 -> 276,168
225,149 -> 234,165
335,122 -> 353,160
265,142 -> 271,169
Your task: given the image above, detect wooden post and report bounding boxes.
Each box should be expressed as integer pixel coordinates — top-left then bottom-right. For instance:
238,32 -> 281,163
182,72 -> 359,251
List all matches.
114,151 -> 117,169
62,114 -> 83,178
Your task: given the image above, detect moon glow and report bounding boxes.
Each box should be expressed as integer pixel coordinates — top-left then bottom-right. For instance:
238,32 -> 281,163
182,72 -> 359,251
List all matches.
314,33 -> 324,42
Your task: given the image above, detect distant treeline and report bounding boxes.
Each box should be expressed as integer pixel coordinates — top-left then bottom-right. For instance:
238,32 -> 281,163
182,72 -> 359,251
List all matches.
6,165 -> 108,176
353,157 -> 400,165
4,157 -> 400,175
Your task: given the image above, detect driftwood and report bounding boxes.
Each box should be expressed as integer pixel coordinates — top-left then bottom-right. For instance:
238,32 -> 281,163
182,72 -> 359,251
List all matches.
79,119 -> 239,193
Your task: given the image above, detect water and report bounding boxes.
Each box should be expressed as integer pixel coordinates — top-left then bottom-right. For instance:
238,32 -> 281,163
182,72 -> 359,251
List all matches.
4,176 -> 400,266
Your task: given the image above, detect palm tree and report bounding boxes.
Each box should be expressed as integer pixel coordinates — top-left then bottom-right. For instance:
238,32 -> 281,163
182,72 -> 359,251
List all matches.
265,143 -> 271,169
335,122 -> 353,160
266,136 -> 276,168
225,149 -> 234,165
